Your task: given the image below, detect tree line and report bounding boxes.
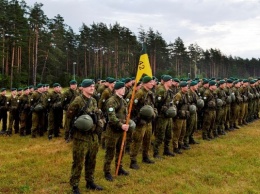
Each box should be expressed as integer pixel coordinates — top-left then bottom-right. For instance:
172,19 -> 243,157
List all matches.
1,0 -> 259,88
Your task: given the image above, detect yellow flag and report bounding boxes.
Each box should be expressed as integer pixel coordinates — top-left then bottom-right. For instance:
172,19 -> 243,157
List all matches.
135,53 -> 152,82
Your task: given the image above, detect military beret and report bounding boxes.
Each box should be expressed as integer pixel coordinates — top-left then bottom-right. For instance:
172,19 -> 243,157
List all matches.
233,80 -> 239,84
0,88 -> 6,92
190,81 -> 198,86
162,75 -> 172,82
34,87 -> 38,90
29,85 -> 34,89
226,79 -> 233,83
105,77 -> 111,82
114,81 -> 125,90
44,84 -> 49,87
179,81 -> 188,87
218,80 -> 226,85
24,86 -> 29,90
195,77 -> 200,81
18,88 -> 23,91
108,77 -> 116,83
125,77 -> 132,83
173,78 -> 180,83
250,80 -> 255,84
142,76 -> 152,83
53,83 -> 61,88
161,74 -> 166,80
81,79 -> 95,88
131,77 -> 135,80
211,77 -> 216,80
243,79 -> 248,83
209,80 -> 217,86
37,83 -> 43,88
11,88 -> 17,91
69,80 -> 77,85
203,79 -> 209,84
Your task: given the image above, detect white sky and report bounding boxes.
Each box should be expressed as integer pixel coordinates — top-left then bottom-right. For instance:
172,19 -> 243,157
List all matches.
25,0 -> 260,59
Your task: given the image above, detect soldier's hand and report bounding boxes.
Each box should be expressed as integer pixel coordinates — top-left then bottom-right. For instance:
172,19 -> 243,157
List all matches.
122,124 -> 129,131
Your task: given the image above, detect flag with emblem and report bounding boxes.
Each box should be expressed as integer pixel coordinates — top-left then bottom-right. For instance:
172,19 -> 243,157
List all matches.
135,42 -> 152,82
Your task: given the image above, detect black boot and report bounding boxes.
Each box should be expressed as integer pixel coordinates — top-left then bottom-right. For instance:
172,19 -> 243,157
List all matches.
104,172 -> 113,181
189,138 -> 199,144
130,160 -> 140,169
86,182 -> 103,191
173,148 -> 182,154
118,167 -> 129,176
182,143 -> 191,150
72,186 -> 80,194
142,157 -> 155,164
163,149 -> 175,157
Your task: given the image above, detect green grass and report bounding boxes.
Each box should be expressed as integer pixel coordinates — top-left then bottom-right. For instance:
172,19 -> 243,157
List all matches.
0,119 -> 260,194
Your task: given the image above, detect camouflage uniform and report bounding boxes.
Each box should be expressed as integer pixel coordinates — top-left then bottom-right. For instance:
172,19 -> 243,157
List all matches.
231,85 -> 243,129
18,91 -> 31,136
153,85 -> 174,158
69,95 -> 101,188
7,91 -> 20,134
0,92 -> 8,132
201,88 -> 216,140
130,86 -> 156,168
30,90 -> 45,137
46,89 -> 63,138
103,94 -> 128,175
215,86 -> 227,136
173,90 -> 190,152
239,84 -> 249,125
62,87 -> 79,140
184,88 -> 199,145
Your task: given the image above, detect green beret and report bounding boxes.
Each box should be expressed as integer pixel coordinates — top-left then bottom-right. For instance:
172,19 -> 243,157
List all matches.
53,83 -> 61,88
69,80 -> 77,85
173,78 -> 180,83
131,77 -> 135,80
81,79 -> 95,88
24,86 -> 29,90
108,77 -> 116,83
11,88 -> 17,91
218,80 -> 226,85
211,77 -> 216,80
37,83 -> 43,88
125,77 -> 132,83
226,79 -> 233,83
45,84 -> 49,87
114,81 -> 125,90
203,79 -> 209,84
162,75 -> 172,82
243,79 -> 248,83
18,88 -> 23,91
195,77 -> 200,81
161,74 -> 166,80
250,80 -> 255,84
190,81 -> 198,86
142,76 -> 152,83
105,77 -> 111,82
233,80 -> 239,84
29,85 -> 34,89
179,81 -> 188,87
0,88 -> 6,92
209,80 -> 216,86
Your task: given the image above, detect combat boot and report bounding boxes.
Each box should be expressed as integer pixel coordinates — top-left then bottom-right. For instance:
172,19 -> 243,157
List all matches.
189,138 -> 199,144
72,186 -> 80,194
182,143 -> 191,150
173,148 -> 182,154
142,157 -> 155,164
130,160 -> 140,169
118,167 -> 129,176
104,172 -> 113,181
86,181 -> 103,191
163,149 -> 175,157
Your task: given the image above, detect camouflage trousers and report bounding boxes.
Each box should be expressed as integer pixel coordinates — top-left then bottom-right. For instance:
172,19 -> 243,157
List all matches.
130,122 -> 152,162
216,107 -> 225,134
231,103 -> 241,127
103,127 -> 125,173
70,134 -> 99,187
239,102 -> 248,125
184,113 -> 197,144
153,116 -> 172,155
8,109 -> 19,133
202,109 -> 216,138
172,118 -> 186,149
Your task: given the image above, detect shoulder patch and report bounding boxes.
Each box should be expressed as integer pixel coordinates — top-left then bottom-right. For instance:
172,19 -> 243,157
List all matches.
108,107 -> 114,112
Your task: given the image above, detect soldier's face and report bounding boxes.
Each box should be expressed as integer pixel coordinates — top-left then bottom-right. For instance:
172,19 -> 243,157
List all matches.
84,84 -> 95,96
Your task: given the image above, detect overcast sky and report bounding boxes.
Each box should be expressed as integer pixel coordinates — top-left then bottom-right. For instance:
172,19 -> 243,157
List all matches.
25,0 -> 260,59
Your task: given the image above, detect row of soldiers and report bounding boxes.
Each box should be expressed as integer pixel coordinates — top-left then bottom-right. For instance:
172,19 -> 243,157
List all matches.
66,75 -> 260,193
0,76 -> 259,193
0,80 -> 79,139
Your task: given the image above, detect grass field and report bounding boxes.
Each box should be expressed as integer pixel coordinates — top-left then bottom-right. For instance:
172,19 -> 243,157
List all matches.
0,119 -> 260,194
